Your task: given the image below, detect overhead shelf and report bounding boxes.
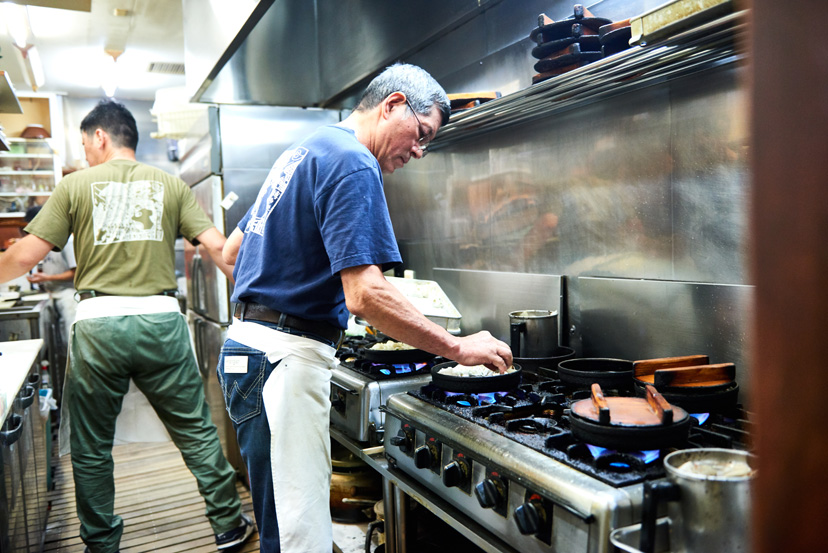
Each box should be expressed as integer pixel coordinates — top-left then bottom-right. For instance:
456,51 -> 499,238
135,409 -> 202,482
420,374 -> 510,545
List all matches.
429,11 -> 746,152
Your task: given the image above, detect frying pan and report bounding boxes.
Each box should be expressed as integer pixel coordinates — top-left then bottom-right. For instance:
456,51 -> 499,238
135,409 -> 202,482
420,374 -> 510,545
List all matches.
569,383 -> 692,450
358,344 -> 437,364
557,358 -> 633,390
431,361 -> 522,393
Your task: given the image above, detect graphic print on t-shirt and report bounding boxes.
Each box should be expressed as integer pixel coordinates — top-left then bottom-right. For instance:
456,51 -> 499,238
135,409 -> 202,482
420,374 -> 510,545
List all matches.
91,180 -> 165,245
245,147 -> 309,236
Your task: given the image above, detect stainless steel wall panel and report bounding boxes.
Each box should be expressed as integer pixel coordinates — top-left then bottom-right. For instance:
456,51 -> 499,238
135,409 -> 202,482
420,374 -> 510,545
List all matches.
576,277 -> 753,404
219,106 -> 340,169
670,66 -> 749,285
432,268 -> 561,345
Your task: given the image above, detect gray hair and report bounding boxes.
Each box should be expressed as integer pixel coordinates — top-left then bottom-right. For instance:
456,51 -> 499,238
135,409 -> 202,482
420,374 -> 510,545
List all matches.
356,63 -> 450,126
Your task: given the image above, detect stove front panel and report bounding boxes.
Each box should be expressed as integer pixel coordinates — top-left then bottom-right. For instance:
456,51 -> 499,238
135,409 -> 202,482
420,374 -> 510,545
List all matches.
384,393 -> 641,553
329,365 -> 431,444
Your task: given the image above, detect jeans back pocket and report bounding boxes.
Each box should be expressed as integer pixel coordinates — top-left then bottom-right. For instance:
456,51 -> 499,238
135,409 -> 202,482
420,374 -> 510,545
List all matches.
217,341 -> 267,424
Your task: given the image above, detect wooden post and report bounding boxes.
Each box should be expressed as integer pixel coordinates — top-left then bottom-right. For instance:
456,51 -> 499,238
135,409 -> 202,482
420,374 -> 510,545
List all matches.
750,1 -> 828,551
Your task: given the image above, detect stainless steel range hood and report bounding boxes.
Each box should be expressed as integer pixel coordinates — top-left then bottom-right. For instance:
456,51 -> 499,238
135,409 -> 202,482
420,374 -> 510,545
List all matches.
184,0 -> 504,108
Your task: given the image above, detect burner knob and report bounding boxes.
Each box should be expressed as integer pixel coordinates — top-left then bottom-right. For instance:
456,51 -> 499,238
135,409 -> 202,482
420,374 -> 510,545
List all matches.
389,430 -> 412,454
514,499 -> 545,535
475,478 -> 505,509
442,458 -> 469,488
413,445 -> 433,469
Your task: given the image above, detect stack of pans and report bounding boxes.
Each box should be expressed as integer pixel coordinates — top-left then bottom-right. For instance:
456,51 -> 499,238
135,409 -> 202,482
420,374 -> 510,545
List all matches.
529,4 -> 609,85
598,19 -> 633,57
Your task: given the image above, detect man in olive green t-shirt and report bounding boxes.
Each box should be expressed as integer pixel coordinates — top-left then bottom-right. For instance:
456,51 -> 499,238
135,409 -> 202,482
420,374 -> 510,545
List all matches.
0,100 -> 254,553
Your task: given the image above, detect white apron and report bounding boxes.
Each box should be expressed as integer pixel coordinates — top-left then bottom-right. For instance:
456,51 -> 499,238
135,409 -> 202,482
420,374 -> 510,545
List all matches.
226,319 -> 336,553
58,295 -> 184,456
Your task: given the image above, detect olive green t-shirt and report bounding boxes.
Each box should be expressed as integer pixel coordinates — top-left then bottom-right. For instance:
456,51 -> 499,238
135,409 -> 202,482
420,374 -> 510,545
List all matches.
25,159 -> 213,296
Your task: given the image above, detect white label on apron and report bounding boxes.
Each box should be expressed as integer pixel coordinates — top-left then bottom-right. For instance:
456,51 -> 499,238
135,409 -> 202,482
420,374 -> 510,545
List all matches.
224,356 -> 248,373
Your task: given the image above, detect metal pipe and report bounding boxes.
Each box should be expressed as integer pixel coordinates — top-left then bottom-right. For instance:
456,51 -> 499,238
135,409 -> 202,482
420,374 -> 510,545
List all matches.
382,478 -> 397,553
393,485 -> 408,553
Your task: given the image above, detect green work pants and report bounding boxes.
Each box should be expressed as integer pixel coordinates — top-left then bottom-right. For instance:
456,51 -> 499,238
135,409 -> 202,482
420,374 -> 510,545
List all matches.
65,311 -> 241,553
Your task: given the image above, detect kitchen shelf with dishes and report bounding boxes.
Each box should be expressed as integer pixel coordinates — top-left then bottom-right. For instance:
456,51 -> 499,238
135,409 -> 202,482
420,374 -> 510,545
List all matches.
0,138 -> 60,217
429,8 -> 746,152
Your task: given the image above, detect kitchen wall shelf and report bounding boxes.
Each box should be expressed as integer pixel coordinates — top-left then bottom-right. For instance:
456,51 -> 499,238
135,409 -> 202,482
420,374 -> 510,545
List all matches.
0,138 -> 61,214
428,10 -> 746,152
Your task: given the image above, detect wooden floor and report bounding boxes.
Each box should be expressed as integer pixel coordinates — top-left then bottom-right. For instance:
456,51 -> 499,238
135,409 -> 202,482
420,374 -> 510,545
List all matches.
44,441 -> 260,553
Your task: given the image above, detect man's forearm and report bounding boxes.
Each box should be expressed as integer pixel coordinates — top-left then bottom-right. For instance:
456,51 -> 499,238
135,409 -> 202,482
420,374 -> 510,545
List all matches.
0,235 -> 55,283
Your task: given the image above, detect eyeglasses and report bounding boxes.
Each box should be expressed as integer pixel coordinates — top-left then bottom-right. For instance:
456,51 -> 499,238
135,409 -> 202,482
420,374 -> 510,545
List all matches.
405,98 -> 431,155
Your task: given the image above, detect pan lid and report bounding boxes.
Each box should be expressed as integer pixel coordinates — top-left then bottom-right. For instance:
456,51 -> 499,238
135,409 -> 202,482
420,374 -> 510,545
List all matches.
571,383 -> 689,427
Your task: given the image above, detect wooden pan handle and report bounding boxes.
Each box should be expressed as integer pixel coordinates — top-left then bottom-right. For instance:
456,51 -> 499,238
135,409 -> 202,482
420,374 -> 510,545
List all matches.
644,385 -> 673,425
654,363 -> 736,387
591,383 -> 611,425
633,355 -> 710,378
447,92 -> 501,102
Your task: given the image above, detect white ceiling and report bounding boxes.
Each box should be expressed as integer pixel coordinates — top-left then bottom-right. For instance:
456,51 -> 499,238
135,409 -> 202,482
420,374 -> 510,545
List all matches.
0,0 -> 186,102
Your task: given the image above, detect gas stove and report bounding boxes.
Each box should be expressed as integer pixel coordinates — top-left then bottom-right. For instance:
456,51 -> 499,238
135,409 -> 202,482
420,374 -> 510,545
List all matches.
329,336 -> 439,445
383,371 -> 751,553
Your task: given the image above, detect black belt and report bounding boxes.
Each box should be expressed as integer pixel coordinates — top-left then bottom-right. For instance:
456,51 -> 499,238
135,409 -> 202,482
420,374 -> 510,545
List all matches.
234,302 -> 343,346
77,290 -> 178,301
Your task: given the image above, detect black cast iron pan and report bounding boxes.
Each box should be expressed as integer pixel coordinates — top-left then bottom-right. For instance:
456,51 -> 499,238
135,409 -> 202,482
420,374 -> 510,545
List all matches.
634,380 -> 740,413
569,384 -> 692,451
515,345 -> 576,375
532,35 -> 601,59
431,361 -> 522,393
533,43 -> 603,73
359,343 -> 437,364
557,358 -> 633,390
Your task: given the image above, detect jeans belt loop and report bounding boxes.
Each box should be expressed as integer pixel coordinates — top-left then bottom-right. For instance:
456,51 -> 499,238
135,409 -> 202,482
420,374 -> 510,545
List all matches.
277,312 -> 288,331
239,302 -> 247,322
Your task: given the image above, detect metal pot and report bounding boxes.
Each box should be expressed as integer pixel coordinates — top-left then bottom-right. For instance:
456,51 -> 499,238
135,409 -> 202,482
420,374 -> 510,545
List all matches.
330,442 -> 382,523
640,448 -> 755,553
509,309 -> 558,358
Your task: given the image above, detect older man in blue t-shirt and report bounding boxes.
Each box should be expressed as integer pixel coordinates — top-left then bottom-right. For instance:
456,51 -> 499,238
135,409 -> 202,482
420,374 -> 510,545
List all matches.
218,63 -> 513,553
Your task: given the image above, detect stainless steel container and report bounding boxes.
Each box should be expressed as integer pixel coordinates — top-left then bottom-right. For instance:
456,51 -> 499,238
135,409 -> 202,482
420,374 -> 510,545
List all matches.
640,448 -> 755,553
509,309 -> 558,358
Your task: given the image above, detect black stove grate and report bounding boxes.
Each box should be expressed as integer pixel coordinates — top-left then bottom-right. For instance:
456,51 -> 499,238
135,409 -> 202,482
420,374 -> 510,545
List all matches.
409,373 -> 752,487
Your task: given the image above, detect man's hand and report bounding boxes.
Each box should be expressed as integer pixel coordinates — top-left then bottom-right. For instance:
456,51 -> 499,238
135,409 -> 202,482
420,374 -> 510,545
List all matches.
450,331 -> 514,374
26,273 -> 51,284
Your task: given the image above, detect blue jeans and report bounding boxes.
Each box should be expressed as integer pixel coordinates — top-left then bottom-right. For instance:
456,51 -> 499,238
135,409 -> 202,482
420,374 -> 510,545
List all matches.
217,321 -> 334,553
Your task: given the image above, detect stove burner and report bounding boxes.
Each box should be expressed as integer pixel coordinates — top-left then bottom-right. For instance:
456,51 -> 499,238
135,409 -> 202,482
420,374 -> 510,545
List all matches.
407,372 -> 751,487
505,417 -> 558,434
691,412 -> 711,425
445,393 -> 482,407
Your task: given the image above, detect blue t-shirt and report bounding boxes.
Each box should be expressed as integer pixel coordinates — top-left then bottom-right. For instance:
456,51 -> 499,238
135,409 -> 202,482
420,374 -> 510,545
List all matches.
232,125 -> 402,329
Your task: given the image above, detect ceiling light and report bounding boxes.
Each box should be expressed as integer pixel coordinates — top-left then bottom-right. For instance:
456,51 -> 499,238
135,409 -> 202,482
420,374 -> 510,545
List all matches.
25,45 -> 45,89
2,2 -> 32,48
101,53 -> 119,97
